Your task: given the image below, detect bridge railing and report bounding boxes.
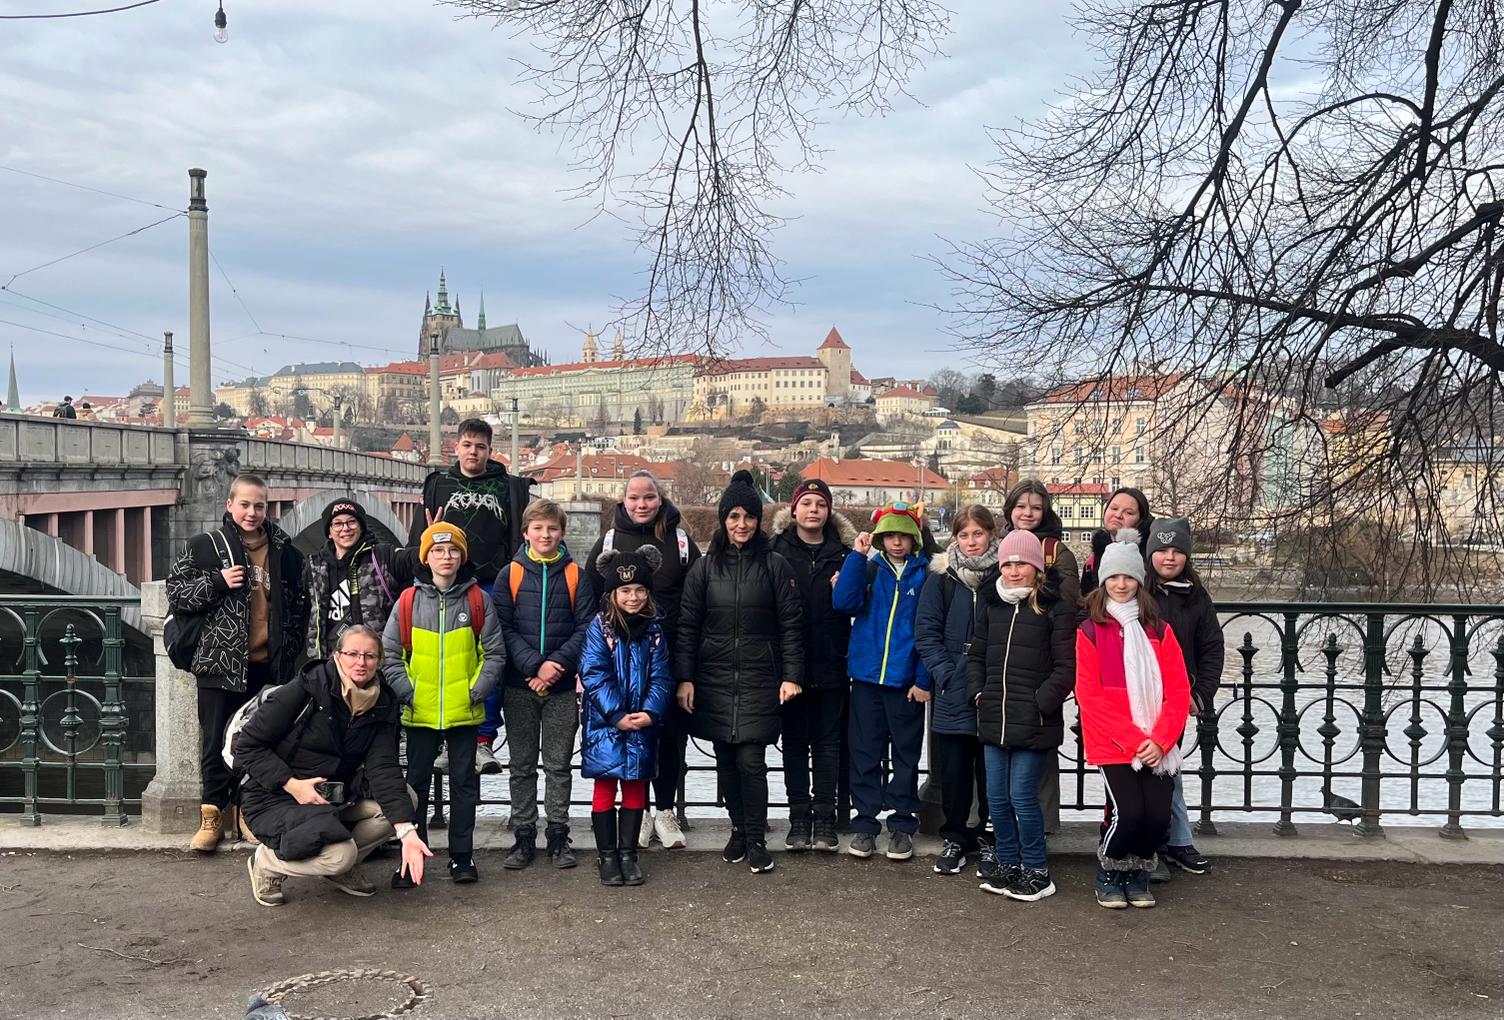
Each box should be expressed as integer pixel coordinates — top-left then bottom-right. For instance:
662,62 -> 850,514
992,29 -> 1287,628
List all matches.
0,596 -> 151,825
5,596 -> 1503,837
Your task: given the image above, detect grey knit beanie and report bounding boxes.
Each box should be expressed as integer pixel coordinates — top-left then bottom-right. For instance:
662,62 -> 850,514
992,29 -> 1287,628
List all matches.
1146,517 -> 1193,557
1097,527 -> 1146,584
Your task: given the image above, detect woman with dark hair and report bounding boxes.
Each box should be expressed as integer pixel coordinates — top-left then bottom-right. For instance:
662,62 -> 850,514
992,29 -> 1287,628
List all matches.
676,471 -> 804,873
584,469 -> 702,851
1001,480 -> 1082,609
1079,486 -> 1153,597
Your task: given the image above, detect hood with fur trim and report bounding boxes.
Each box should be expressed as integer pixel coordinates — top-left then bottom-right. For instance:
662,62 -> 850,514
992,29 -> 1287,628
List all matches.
769,507 -> 860,548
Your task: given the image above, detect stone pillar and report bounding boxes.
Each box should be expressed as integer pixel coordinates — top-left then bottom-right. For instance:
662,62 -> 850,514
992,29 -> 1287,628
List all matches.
560,500 -> 602,555
186,169 -> 214,429
427,331 -> 443,466
162,331 -> 176,430
179,432 -> 243,543
138,580 -> 202,833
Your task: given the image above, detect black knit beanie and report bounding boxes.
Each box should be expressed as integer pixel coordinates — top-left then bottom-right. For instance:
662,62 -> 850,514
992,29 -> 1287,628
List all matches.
718,469 -> 763,524
597,546 -> 662,597
322,497 -> 369,538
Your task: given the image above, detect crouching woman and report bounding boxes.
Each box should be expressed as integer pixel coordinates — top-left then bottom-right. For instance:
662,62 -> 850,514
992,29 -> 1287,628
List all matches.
238,625 -> 431,906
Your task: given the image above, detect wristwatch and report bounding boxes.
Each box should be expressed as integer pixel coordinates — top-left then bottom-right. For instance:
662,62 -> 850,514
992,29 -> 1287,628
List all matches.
395,822 -> 418,840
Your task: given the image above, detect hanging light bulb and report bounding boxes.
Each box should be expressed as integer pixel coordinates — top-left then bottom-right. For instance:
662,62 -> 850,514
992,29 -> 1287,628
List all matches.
213,1 -> 228,43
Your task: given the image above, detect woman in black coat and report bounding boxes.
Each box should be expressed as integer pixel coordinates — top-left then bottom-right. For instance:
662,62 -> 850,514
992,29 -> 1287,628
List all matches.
1145,517 -> 1225,876
676,471 -> 804,874
584,469 -> 703,850
237,626 -> 430,905
1080,486 -> 1153,596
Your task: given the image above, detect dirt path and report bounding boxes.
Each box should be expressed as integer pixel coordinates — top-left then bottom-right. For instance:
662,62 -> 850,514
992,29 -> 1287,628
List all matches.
1,850 -> 1500,1019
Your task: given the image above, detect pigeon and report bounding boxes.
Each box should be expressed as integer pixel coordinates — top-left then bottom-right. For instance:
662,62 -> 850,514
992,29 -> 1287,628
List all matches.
245,994 -> 290,1020
1321,785 -> 1363,824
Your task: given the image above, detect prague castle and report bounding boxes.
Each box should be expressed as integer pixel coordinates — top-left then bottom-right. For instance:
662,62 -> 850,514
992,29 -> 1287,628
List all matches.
416,269 -> 547,368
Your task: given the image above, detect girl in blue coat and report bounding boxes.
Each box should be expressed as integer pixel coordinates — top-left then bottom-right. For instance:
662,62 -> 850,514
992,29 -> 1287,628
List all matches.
579,546 -> 674,887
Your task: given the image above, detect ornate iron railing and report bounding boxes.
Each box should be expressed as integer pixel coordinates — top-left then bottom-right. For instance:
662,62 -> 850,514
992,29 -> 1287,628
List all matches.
447,601 -> 1504,837
0,596 -> 151,825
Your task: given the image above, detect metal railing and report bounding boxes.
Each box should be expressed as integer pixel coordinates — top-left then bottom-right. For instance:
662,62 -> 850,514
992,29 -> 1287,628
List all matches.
0,596 -> 151,825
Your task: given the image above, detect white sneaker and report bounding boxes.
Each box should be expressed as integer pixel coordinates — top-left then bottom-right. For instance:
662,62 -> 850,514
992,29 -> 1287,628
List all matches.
475,742 -> 502,775
654,809 -> 687,849
639,808 -> 655,849
432,750 -> 449,775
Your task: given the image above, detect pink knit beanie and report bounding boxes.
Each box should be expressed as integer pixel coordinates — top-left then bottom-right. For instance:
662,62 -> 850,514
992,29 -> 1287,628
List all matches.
996,529 -> 1046,572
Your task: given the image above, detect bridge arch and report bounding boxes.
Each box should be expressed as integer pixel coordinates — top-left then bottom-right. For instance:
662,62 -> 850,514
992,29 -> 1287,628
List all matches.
279,489 -> 410,556
0,518 -> 144,632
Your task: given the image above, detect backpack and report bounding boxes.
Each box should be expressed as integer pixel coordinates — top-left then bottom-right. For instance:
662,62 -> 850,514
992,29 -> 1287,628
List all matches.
1041,536 -> 1062,571
602,526 -> 691,566
164,530 -> 234,672
222,682 -> 313,770
507,559 -> 580,608
394,585 -> 486,653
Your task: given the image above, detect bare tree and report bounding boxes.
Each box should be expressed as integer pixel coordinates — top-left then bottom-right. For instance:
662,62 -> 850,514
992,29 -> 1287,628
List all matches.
942,0 -> 1504,597
445,0 -> 949,357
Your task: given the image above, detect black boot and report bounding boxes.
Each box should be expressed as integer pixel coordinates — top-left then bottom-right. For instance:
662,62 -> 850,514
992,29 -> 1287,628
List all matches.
617,808 -> 645,886
591,811 -> 623,887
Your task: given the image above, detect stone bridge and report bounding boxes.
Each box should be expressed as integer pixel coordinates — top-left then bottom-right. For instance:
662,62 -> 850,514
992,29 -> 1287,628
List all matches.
0,416 -> 425,605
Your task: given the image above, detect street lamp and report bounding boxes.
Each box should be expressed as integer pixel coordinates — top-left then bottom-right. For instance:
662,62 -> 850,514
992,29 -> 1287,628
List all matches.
428,329 -> 443,467
294,385 -> 345,449
508,395 -> 520,471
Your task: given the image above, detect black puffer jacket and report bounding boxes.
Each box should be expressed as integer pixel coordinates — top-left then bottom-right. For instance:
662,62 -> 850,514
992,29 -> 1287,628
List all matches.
165,514 -> 309,691
768,508 -> 855,690
1152,579 -> 1225,713
965,577 -> 1077,751
1009,509 -> 1082,610
236,658 -> 413,861
584,500 -> 702,650
675,540 -> 804,744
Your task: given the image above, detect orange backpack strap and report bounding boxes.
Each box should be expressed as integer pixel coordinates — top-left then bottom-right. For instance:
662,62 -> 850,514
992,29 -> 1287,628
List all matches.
397,588 -> 416,652
1041,536 -> 1060,570
467,585 -> 486,639
564,562 -> 579,608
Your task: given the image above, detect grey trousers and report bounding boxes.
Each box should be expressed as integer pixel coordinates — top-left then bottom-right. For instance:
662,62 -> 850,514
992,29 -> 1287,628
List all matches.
503,685 -> 579,830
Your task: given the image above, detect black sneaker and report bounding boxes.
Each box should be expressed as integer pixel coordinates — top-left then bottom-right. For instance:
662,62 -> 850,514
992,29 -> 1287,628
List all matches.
448,855 -> 479,884
1163,844 -> 1211,875
1095,867 -> 1127,909
979,863 -> 1022,895
504,827 -> 537,870
811,811 -> 839,853
784,811 -> 813,852
975,843 -> 999,880
1150,854 -> 1173,884
885,831 -> 914,860
1124,869 -> 1155,908
722,831 -> 747,864
746,839 -> 775,873
1002,867 -> 1056,902
847,832 -> 877,858
546,828 -> 577,870
934,839 -> 966,875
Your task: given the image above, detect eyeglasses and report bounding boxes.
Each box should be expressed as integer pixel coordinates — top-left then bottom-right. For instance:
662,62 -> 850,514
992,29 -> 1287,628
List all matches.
330,520 -> 361,531
337,650 -> 379,662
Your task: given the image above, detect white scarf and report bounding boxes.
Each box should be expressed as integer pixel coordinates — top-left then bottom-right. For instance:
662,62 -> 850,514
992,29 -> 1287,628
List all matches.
995,580 -> 1034,604
1106,598 -> 1182,776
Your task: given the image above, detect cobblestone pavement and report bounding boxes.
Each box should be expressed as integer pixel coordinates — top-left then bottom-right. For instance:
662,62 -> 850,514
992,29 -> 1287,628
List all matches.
2,849 -> 1500,1019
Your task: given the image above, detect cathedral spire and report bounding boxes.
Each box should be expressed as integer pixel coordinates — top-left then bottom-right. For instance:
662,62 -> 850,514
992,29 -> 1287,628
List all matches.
477,290 -> 487,331
5,345 -> 19,413
436,268 -> 451,314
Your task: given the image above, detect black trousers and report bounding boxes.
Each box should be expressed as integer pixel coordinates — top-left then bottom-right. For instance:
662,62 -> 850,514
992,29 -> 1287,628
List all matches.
714,740 -> 770,837
651,702 -> 691,813
1099,764 -> 1173,869
197,661 -> 271,808
782,687 -> 845,815
931,731 -> 989,849
406,725 -> 480,857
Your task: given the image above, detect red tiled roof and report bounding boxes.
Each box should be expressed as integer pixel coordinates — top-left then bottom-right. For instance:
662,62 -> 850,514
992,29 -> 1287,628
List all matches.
877,386 -> 932,400
802,458 -> 948,489
1048,483 -> 1110,496
510,354 -> 703,379
391,432 -> 416,451
697,356 -> 824,376
367,361 -> 429,377
524,452 -> 661,483
469,352 -> 517,370
818,327 -> 850,351
968,468 -> 1015,487
850,369 -> 869,385
1036,374 -> 1184,405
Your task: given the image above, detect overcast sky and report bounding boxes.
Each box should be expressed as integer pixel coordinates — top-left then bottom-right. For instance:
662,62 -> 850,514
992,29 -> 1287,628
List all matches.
0,0 -> 1087,405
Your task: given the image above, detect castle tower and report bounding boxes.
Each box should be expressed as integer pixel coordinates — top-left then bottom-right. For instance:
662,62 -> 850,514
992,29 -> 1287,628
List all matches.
613,332 -> 625,361
817,326 -> 852,401
418,269 -> 463,356
581,331 -> 599,363
477,291 -> 487,332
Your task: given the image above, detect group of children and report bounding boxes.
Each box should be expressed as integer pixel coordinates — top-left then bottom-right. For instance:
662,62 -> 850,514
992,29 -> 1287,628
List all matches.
168,416 -> 1224,907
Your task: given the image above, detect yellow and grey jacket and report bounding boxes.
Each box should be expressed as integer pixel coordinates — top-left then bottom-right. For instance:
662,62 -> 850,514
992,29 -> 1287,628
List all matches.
380,570 -> 504,730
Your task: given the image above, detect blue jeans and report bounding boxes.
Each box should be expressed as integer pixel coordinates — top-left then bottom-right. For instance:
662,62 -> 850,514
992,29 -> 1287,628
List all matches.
1167,771 -> 1194,846
983,745 -> 1047,870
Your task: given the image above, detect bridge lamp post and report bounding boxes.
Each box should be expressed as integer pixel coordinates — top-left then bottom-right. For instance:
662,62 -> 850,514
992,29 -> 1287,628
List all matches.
428,330 -> 443,467
507,395 -> 520,470
293,386 -> 344,449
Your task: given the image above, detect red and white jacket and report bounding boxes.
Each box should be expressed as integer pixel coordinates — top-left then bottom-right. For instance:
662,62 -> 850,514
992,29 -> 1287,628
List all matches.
1074,618 -> 1191,767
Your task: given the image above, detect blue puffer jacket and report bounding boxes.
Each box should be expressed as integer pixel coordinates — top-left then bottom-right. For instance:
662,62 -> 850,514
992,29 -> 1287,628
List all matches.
832,549 -> 933,689
914,551 -> 998,736
578,614 -> 674,780
492,544 -> 596,690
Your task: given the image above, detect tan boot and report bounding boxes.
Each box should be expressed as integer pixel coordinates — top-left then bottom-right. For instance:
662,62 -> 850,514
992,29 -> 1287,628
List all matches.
190,804 -> 224,853
226,806 -> 260,846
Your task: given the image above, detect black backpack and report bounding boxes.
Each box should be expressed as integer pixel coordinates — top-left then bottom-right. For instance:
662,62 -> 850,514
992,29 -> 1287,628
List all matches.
164,530 -> 234,671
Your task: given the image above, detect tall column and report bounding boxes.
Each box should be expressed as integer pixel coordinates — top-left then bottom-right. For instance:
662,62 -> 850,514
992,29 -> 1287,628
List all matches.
428,330 -> 443,466
186,169 -> 213,428
510,396 -> 519,470
139,581 -> 203,833
162,331 -> 176,429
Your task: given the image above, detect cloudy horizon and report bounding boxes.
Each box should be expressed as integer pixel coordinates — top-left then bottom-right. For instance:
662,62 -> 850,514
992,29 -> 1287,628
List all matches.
0,0 -> 1087,406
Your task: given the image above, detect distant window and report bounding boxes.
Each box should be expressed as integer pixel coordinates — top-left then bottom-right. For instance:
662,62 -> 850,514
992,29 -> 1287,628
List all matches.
1111,447 -> 1121,464
1135,450 -> 1145,464
1135,417 -> 1147,434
